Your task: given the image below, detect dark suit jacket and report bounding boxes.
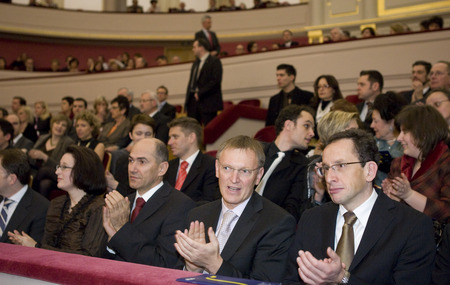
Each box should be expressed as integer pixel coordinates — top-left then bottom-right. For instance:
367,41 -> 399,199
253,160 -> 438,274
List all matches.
284,190 -> 436,284
164,151 -> 219,204
195,30 -> 221,54
0,187 -> 49,244
152,111 -> 170,144
106,182 -> 195,268
127,104 -> 141,120
13,135 -> 33,151
280,41 -> 299,48
356,101 -> 374,133
182,192 -> 296,282
159,102 -> 177,120
433,224 -> 450,284
185,55 -> 223,114
265,86 -> 313,126
261,142 -> 310,222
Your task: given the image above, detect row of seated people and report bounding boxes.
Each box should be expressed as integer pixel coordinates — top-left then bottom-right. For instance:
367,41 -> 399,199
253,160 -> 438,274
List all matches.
0,79 -> 449,283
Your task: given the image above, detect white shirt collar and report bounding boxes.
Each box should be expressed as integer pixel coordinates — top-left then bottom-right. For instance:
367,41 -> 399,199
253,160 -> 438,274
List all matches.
13,133 -> 23,145
179,149 -> 200,173
133,181 -> 164,209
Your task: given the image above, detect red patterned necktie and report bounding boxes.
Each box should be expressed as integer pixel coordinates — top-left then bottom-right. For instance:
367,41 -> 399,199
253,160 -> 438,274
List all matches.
175,161 -> 189,190
130,197 -> 145,223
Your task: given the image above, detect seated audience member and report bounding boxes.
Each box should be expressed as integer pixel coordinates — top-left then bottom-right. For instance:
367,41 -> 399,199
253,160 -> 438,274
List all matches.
402,60 -> 432,103
34,101 -> 52,136
125,58 -> 135,69
175,135 -> 296,282
284,129 -> 435,284
72,97 -> 88,118
127,0 -> 143,13
0,119 -> 14,150
60,96 -> 74,121
93,61 -> 104,72
235,44 -> 245,55
0,57 -> 7,70
103,138 -> 196,267
247,41 -> 259,53
147,0 -> 161,13
207,0 -> 218,12
10,146 -> 108,257
11,96 -> 26,115
330,27 -> 345,42
171,56 -> 181,64
0,149 -> 49,244
74,111 -> 105,161
68,57 -> 79,72
428,15 -> 444,30
329,99 -> 359,113
356,70 -> 384,131
426,89 -> 450,128
97,95 -> 130,151
49,59 -> 60,72
93,96 -> 111,127
165,117 -> 219,204
17,106 -> 38,143
140,90 -> 170,144
370,92 -> 408,186
429,61 -> 450,91
280,29 -> 299,48
155,55 -> 168,66
117,87 -> 141,121
6,114 -> 33,152
361,27 -> 376,38
383,105 -> 450,222
29,114 -> 74,198
106,114 -> 156,197
310,75 -> 344,123
253,0 -> 264,9
221,0 -> 240,11
258,105 -> 315,221
420,19 -> 430,31
134,55 -> 147,68
390,23 -> 408,34
0,107 -> 8,119
24,57 -> 34,72
265,64 -> 313,126
433,225 -> 450,284
156,85 -> 176,120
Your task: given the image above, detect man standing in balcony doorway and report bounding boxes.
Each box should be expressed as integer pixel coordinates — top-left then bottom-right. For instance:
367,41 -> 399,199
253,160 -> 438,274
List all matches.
185,38 -> 223,126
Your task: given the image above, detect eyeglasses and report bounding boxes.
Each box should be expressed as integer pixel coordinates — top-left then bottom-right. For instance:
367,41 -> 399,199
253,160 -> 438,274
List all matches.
317,161 -> 365,177
110,106 -> 119,110
429,71 -> 449,77
431,100 -> 449,108
317,84 -> 331,89
56,165 -> 73,171
217,161 -> 260,178
139,99 -> 152,103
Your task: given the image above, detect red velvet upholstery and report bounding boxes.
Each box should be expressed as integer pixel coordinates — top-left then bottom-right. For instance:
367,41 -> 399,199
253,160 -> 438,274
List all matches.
205,150 -> 218,158
254,126 -> 276,143
222,100 -> 234,110
345,94 -> 363,105
204,105 -> 267,144
238,99 -> 261,107
0,243 -> 200,284
103,151 -> 112,171
174,104 -> 183,113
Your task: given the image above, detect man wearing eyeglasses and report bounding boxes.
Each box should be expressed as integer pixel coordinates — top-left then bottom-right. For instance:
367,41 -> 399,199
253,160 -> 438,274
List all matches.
175,135 -> 295,282
429,61 -> 450,91
284,129 -> 435,284
140,90 -> 170,144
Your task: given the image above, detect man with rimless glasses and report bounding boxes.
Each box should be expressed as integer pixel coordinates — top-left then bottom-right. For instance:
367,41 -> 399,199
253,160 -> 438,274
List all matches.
284,129 -> 435,284
175,135 -> 295,282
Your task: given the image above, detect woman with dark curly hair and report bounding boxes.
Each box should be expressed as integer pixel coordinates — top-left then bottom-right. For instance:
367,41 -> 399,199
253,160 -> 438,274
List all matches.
9,146 -> 108,257
310,75 -> 343,123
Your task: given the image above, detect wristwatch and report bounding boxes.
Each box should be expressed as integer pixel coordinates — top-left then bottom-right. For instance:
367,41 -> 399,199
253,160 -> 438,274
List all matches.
340,269 -> 351,284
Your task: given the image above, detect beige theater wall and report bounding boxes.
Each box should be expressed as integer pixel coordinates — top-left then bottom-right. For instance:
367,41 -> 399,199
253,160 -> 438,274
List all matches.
0,29 -> 448,114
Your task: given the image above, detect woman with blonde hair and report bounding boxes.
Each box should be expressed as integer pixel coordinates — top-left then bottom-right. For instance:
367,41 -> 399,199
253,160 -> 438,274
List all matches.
18,106 -> 38,143
34,101 -> 52,136
93,96 -> 111,127
74,111 -> 105,160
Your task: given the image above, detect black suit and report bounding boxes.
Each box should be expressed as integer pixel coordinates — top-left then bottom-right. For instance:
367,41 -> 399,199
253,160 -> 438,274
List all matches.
185,54 -> 223,125
433,223 -> 450,284
260,143 -> 310,222
159,102 -> 177,120
164,152 -> 219,204
127,104 -> 141,120
106,182 -> 195,268
182,192 -> 296,282
280,41 -> 299,48
0,187 -> 49,244
195,30 -> 221,54
284,190 -> 436,284
356,101 -> 374,133
152,111 -> 170,144
265,86 -> 313,126
13,135 -> 33,151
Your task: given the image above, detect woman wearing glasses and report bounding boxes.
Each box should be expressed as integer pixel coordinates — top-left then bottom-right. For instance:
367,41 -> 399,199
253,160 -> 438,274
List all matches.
9,146 -> 107,257
382,105 -> 450,222
310,75 -> 344,124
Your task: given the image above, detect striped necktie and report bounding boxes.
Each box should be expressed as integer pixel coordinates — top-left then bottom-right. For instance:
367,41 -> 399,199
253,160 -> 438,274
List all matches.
0,198 -> 13,236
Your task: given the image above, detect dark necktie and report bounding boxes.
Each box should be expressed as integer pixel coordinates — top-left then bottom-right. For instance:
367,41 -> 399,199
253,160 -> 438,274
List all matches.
0,198 -> 13,236
189,61 -> 199,93
365,102 -> 373,122
130,197 -> 145,223
336,211 -> 358,268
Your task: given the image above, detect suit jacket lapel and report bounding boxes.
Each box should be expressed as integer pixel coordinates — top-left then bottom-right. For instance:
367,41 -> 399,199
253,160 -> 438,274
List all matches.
166,158 -> 180,185
129,184 -> 170,225
350,192 -> 395,270
220,193 -> 262,261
